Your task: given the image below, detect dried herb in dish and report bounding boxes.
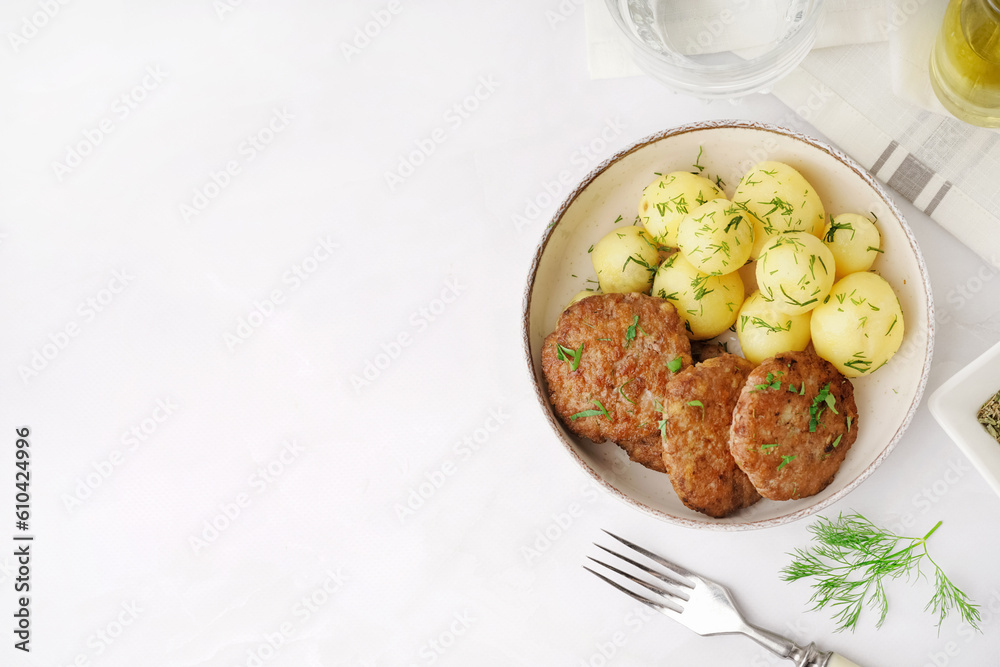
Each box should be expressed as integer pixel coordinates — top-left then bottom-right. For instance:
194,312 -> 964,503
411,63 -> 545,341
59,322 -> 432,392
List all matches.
978,389 -> 1000,442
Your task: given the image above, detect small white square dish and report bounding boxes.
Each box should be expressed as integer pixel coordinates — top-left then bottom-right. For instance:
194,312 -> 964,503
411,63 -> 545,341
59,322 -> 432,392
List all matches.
929,338 -> 1000,498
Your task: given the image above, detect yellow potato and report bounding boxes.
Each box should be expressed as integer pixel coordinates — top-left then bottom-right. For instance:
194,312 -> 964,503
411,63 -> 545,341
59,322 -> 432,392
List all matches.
652,252 -> 744,340
822,213 -> 882,278
638,172 -> 722,248
733,161 -> 826,258
566,289 -> 600,310
591,225 -> 659,294
810,272 -> 905,378
736,291 -> 812,365
677,199 -> 755,276
755,232 -> 835,316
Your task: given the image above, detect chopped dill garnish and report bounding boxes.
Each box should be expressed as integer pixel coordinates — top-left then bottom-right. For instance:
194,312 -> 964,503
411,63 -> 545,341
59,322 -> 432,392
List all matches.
556,342 -> 584,371
654,397 -> 668,438
780,285 -> 818,309
752,371 -> 783,392
624,315 -> 642,348
823,219 -> 856,243
618,378 -> 636,405
752,316 -> 791,334
570,399 -> 611,421
808,383 -> 837,432
693,146 -> 705,173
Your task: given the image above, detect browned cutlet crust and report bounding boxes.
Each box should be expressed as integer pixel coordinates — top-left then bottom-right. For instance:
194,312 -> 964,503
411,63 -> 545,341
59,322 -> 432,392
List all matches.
660,354 -> 760,517
691,339 -> 733,363
542,292 -> 693,472
730,351 -> 858,500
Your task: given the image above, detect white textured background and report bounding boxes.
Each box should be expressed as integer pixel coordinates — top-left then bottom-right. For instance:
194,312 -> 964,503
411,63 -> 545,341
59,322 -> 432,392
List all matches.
1,1 -> 999,666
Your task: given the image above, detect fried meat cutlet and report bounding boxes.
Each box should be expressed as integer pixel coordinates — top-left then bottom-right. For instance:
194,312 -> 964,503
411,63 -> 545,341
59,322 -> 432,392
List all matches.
729,350 -> 858,500
541,292 -> 692,472
660,354 -> 760,517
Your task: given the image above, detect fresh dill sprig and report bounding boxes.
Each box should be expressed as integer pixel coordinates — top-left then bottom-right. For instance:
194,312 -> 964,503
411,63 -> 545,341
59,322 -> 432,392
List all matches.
781,513 -> 981,633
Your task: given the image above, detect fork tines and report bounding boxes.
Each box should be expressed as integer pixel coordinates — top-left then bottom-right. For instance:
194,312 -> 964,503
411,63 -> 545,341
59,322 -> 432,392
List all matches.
584,530 -> 695,614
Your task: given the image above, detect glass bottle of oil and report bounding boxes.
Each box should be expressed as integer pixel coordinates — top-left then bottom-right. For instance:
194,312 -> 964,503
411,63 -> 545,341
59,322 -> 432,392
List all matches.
930,0 -> 1000,127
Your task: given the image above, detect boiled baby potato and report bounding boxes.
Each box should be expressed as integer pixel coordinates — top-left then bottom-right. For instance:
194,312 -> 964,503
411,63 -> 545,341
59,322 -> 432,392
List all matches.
566,289 -> 600,310
733,161 -> 826,258
676,199 -> 755,276
810,271 -> 904,378
736,290 -> 812,365
755,232 -> 835,316
639,172 -> 722,248
591,226 -> 659,294
822,213 -> 882,278
652,252 -> 744,340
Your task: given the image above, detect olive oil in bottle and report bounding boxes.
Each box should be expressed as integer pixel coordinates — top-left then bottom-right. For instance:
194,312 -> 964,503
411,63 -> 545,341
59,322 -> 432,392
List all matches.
930,0 -> 1000,127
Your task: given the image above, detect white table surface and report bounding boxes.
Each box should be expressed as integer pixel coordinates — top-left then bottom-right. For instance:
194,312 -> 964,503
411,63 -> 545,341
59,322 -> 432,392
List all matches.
2,1 -> 999,666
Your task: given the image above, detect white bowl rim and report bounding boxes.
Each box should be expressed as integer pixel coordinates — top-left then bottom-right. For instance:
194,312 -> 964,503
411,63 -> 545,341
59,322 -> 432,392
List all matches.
521,119 -> 936,531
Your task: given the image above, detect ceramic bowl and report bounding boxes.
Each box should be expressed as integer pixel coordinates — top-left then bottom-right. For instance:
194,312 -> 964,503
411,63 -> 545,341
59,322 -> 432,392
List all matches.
522,120 -> 934,529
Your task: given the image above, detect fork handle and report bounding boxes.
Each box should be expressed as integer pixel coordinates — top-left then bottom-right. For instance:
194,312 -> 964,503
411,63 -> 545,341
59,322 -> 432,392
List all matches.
742,627 -> 863,667
823,653 -> 862,667
791,644 -> 864,667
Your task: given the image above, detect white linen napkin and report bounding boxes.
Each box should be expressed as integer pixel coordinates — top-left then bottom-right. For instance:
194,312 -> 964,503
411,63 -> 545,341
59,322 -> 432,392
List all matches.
585,0 -> 1000,270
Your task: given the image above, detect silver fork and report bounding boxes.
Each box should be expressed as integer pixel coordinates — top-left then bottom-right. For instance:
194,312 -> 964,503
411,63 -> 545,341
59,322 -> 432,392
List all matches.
585,530 -> 862,667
